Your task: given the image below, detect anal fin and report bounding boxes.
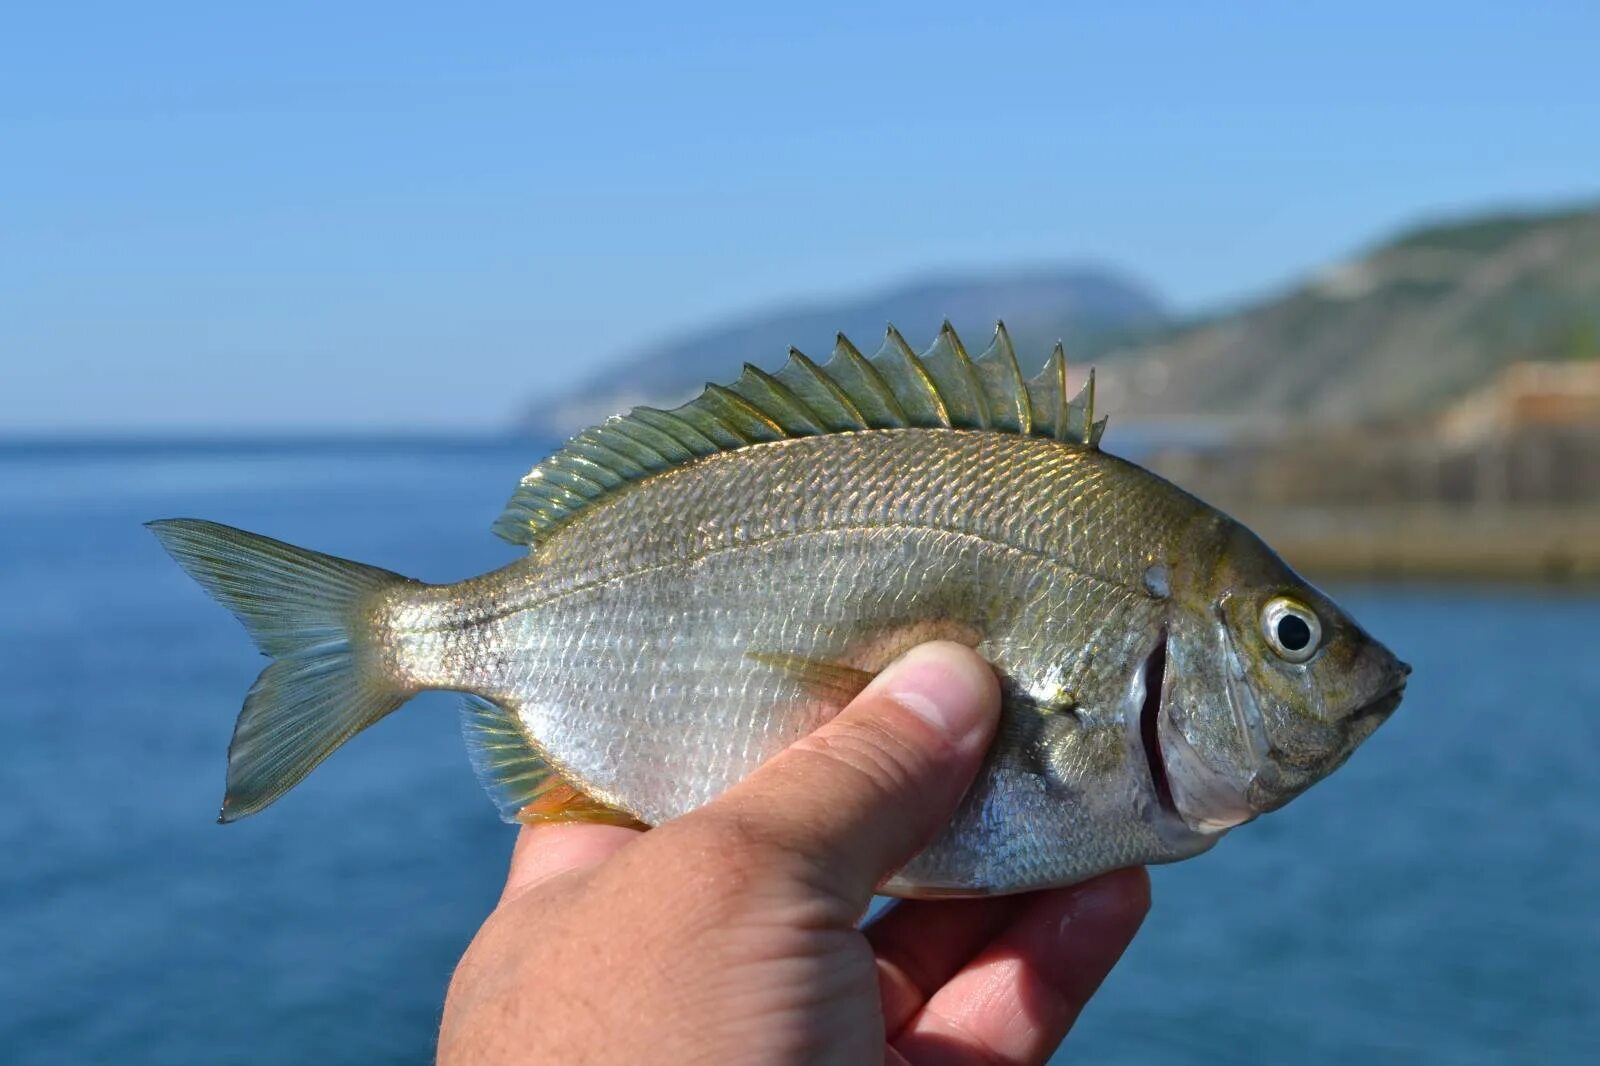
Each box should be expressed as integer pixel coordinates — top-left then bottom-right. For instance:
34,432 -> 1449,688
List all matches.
516,782 -> 645,828
460,696 -> 645,828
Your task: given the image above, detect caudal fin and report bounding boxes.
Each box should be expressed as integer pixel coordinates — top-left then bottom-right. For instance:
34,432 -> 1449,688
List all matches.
147,519 -> 418,822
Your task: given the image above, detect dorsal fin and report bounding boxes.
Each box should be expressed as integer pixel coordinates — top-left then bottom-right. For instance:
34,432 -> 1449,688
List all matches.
494,322 -> 1104,547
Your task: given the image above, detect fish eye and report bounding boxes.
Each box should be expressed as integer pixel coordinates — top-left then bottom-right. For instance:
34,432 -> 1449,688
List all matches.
1260,597 -> 1321,663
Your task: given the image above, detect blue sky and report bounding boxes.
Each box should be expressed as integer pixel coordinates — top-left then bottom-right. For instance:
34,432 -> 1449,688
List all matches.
4,2 -> 1597,432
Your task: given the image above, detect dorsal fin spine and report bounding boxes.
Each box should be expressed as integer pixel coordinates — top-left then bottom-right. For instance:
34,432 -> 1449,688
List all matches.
496,323 -> 1105,547
526,473 -> 595,505
992,322 -> 1032,434
918,319 -> 988,430
630,408 -> 720,452
552,451 -> 628,488
702,383 -> 782,440
883,325 -> 951,426
567,436 -> 651,478
540,465 -> 609,496
597,422 -> 677,465
786,348 -> 868,430
1064,365 -> 1097,443
736,363 -> 826,433
1083,368 -> 1097,440
668,400 -> 750,449
835,333 -> 909,423
945,319 -> 992,429
1046,343 -> 1068,441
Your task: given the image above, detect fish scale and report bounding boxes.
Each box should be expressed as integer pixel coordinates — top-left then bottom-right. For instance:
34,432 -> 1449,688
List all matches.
148,323 -> 1407,896
391,433 -> 1187,875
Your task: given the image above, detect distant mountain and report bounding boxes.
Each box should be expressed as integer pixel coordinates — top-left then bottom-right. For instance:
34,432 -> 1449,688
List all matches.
1100,204 -> 1600,422
524,267 -> 1168,435
523,203 -> 1600,437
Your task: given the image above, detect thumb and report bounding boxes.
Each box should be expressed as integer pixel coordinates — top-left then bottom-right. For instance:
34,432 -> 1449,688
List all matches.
698,641 -> 1000,910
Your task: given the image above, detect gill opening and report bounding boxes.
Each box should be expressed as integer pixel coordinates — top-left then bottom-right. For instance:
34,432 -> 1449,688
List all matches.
1139,627 -> 1176,816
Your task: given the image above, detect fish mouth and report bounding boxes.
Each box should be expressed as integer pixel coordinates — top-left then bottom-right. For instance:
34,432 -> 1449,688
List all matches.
1352,669 -> 1409,721
1131,628 -> 1255,838
1348,682 -> 1407,726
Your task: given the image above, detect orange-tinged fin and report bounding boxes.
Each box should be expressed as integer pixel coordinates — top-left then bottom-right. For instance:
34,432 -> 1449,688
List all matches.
746,651 -> 875,704
516,783 -> 646,828
461,695 -> 646,828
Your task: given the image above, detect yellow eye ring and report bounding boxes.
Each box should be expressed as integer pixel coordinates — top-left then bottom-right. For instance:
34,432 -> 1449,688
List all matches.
1261,597 -> 1321,663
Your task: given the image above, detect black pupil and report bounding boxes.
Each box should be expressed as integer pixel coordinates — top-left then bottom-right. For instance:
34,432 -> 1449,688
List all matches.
1277,614 -> 1313,652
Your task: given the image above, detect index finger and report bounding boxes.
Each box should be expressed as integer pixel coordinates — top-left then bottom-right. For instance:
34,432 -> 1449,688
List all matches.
892,867 -> 1151,1065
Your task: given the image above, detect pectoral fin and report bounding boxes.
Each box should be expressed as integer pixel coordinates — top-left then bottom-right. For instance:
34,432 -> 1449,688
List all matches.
745,651 -> 875,703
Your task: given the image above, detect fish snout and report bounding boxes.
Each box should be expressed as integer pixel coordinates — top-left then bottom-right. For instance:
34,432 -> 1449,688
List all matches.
1344,640 -> 1410,722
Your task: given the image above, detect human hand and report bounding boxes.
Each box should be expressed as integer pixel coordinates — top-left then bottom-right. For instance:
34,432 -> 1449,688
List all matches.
439,641 -> 1150,1065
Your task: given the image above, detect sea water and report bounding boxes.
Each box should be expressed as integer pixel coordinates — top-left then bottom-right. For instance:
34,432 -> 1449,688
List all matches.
0,440 -> 1595,1064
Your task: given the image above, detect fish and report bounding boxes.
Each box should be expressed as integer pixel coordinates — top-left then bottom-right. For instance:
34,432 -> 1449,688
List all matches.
148,322 -> 1409,897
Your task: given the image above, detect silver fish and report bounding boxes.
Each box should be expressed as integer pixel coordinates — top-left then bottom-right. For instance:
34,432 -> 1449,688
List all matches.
150,323 -> 1408,896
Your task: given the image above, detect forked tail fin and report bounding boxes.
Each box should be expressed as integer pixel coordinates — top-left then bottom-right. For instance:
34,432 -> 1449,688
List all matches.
147,519 -> 419,822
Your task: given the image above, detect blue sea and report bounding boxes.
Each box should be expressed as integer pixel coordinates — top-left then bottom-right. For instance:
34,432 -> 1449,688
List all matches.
1,439 -> 1596,1064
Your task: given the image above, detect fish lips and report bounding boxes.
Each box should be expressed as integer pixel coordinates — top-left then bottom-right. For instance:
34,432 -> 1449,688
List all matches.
1327,678 -> 1407,763
1350,677 -> 1408,722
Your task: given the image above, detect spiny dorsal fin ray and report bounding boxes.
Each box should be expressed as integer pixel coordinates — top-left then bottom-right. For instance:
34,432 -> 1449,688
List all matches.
922,320 -> 992,429
878,325 -> 949,427
974,322 -> 1031,434
493,323 -> 1105,546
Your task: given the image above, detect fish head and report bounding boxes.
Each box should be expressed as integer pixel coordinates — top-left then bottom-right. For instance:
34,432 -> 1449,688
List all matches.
1154,518 -> 1409,835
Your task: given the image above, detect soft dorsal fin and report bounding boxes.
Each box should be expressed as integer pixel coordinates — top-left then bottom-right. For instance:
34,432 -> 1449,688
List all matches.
494,322 -> 1106,547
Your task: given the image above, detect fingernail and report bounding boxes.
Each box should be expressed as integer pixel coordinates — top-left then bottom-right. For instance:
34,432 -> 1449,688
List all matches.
874,642 -> 998,747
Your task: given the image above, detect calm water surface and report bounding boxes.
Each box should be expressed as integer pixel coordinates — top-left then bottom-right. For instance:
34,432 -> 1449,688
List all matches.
1,440 -> 1596,1064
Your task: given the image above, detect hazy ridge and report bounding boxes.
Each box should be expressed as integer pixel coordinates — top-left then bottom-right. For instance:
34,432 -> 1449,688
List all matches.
1103,203 -> 1600,421
526,203 -> 1600,433
523,267 -> 1167,435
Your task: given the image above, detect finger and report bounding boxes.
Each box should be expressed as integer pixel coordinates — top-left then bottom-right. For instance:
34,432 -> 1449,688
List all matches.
501,822 -> 643,902
893,867 -> 1151,1066
699,641 -> 1001,911
867,896 -> 1023,1034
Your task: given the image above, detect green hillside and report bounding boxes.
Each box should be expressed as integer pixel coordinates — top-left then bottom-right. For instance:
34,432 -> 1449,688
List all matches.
1102,204 -> 1600,421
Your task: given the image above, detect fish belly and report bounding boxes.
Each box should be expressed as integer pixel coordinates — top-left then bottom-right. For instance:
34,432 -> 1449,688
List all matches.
478,525 -> 1054,823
